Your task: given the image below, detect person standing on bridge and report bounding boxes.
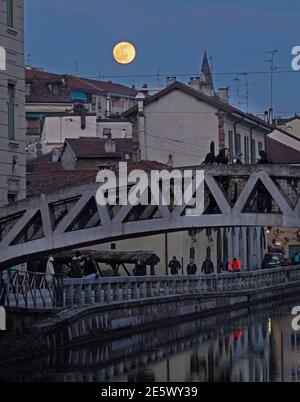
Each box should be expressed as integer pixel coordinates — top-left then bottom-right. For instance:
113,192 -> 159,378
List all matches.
133,260 -> 147,276
168,256 -> 181,275
186,259 -> 198,275
46,256 -> 55,283
220,257 -> 229,272
71,251 -> 84,278
229,258 -> 241,272
201,257 -> 214,274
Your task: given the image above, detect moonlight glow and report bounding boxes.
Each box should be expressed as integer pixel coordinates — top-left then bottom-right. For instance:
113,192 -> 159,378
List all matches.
113,42 -> 136,64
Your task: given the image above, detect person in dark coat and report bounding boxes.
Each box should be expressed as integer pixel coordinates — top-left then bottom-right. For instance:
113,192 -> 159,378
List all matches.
133,260 -> 147,276
168,256 -> 181,275
201,257 -> 214,274
220,257 -> 229,272
84,255 -> 98,278
215,148 -> 230,164
71,251 -> 84,278
186,259 -> 198,275
257,150 -> 272,164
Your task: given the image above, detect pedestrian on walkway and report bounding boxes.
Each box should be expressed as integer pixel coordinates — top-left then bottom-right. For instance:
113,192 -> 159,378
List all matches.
201,257 -> 214,274
46,256 -> 55,283
220,257 -> 229,272
168,256 -> 181,275
71,251 -> 84,278
133,259 -> 147,276
229,257 -> 241,272
186,259 -> 198,275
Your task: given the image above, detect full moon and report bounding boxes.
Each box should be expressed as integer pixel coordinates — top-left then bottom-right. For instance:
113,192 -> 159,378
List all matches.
113,42 -> 136,64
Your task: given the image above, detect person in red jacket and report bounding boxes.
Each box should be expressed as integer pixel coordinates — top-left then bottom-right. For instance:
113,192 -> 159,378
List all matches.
229,258 -> 241,272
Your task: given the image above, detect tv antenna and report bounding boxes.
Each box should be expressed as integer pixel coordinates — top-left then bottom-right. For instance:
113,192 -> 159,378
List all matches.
262,49 -> 278,109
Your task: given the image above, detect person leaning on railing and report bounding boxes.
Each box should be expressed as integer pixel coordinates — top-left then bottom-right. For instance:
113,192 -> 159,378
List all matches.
228,258 -> 241,272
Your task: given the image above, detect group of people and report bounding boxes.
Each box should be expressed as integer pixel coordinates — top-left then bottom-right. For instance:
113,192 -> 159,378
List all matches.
204,146 -> 272,166
46,252 -> 99,281
168,256 -> 241,275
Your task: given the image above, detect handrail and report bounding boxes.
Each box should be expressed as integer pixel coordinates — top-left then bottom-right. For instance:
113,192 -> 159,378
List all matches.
2,265 -> 300,310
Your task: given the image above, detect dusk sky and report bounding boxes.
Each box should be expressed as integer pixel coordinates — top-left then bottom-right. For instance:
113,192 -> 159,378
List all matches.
25,0 -> 300,116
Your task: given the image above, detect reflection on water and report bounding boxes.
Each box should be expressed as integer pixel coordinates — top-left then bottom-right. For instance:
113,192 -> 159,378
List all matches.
1,300 -> 300,382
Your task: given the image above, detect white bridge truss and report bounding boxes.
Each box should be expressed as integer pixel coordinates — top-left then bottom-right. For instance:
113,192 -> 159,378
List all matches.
0,165 -> 299,270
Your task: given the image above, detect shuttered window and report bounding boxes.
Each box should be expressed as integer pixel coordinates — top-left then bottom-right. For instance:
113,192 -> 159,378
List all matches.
7,0 -> 14,27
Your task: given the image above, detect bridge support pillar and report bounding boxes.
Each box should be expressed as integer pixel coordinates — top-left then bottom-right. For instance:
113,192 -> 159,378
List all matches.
242,227 -> 248,271
228,228 -> 233,261
256,227 -> 262,269
233,228 -> 239,260
248,227 -> 254,270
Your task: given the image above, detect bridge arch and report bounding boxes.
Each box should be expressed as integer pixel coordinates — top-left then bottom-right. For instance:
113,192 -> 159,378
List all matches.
0,165 -> 299,270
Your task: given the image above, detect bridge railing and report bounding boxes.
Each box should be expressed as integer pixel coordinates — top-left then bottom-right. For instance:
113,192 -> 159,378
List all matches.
2,265 -> 300,310
63,265 -> 300,308
0,271 -> 64,309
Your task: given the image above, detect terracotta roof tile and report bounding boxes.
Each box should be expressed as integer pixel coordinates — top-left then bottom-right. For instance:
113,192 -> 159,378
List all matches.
266,137 -> 300,164
64,137 -> 133,158
27,170 -> 97,196
25,69 -> 137,97
27,153 -> 63,173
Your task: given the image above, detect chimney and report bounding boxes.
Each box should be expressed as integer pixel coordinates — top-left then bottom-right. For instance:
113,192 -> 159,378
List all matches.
136,92 -> 145,114
142,83 -> 149,96
218,87 -> 229,103
189,76 -> 200,91
105,139 -> 116,153
166,76 -> 176,86
106,96 -> 111,118
264,111 -> 269,122
268,108 -> 273,124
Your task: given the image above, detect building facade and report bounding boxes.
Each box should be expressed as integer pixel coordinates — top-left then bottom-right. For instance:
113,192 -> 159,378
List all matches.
0,0 -> 26,205
25,68 -> 137,146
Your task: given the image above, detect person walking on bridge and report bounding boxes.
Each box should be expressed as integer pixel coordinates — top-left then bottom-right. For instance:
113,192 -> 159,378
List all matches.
168,256 -> 181,276
186,259 -> 198,275
229,258 -> 241,272
201,257 -> 214,275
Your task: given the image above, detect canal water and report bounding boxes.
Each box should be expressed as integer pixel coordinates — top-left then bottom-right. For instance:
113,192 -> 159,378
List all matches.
1,299 -> 300,382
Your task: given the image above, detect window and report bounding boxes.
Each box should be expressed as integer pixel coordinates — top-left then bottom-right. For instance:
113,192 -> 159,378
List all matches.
234,132 -> 241,154
7,0 -> 14,28
258,141 -> 263,152
8,84 -> 15,141
251,139 -> 256,163
7,193 -> 16,204
244,137 -> 249,164
111,98 -> 117,108
103,128 -> 112,138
